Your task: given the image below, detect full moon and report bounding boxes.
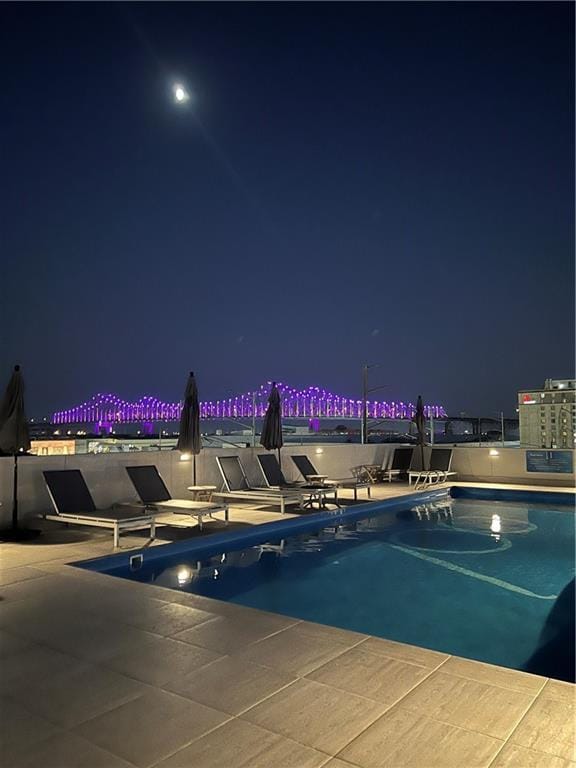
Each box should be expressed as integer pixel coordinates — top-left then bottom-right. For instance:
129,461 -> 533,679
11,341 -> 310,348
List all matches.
173,83 -> 189,104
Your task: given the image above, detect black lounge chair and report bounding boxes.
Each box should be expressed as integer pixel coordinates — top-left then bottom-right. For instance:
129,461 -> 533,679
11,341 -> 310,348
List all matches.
291,454 -> 371,501
381,447 -> 414,482
213,455 -> 302,514
408,448 -> 457,489
126,465 -> 229,530
43,469 -> 156,548
257,454 -> 339,509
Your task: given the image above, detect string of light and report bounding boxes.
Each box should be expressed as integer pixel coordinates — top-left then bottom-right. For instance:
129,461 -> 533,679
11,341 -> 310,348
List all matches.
52,382 -> 446,425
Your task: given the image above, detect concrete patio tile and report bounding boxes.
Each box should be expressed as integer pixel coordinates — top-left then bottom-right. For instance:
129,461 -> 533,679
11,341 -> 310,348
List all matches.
439,656 -> 547,695
0,596 -> 106,644
241,678 -> 386,754
398,671 -> 535,740
76,688 -> 229,768
117,599 -> 217,636
359,635 -> 449,669
175,612 -> 297,655
5,654 -> 149,728
155,717 -> 329,768
306,646 -> 431,705
541,679 -> 576,703
233,623 -> 363,677
105,634 -> 222,686
0,565 -> 47,587
0,645 -> 87,697
4,731 -> 136,768
0,573 -> 74,602
323,760 -> 361,768
509,695 -> 576,761
490,743 -> 575,768
291,620 -> 368,644
0,696 -> 62,766
165,654 -> 296,715
0,628 -> 37,659
7,604 -> 164,664
339,708 -> 502,768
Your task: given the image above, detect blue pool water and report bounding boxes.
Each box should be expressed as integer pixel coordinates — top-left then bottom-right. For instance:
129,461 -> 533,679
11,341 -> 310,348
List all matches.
83,489 -> 575,681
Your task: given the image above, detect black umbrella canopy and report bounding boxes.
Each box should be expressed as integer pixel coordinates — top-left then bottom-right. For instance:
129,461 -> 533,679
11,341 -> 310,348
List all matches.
0,365 -> 39,539
177,372 -> 201,485
0,365 -> 30,456
260,382 -> 283,465
412,395 -> 426,470
177,372 -> 201,456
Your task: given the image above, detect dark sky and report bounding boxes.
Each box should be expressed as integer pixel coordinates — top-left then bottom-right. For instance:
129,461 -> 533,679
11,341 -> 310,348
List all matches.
1,2 -> 574,418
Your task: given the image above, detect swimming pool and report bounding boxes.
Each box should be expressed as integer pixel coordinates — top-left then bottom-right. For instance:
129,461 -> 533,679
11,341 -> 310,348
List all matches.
80,487 -> 575,681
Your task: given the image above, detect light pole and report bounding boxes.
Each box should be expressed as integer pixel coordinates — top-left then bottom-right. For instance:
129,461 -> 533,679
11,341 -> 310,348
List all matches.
361,364 -> 369,445
360,364 -> 389,444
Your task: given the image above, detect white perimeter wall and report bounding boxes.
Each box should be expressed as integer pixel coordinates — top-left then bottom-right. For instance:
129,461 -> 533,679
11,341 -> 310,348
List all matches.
0,445 -> 574,528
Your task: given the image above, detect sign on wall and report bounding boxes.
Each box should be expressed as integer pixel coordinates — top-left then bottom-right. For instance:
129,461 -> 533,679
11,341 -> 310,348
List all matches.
526,450 -> 574,474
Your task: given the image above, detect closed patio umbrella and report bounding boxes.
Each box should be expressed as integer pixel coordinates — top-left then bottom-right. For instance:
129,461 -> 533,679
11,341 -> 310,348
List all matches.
177,371 -> 201,485
412,394 -> 426,471
260,382 -> 283,468
0,365 -> 38,541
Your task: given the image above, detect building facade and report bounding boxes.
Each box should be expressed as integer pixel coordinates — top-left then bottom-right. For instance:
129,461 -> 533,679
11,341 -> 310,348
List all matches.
518,379 -> 576,449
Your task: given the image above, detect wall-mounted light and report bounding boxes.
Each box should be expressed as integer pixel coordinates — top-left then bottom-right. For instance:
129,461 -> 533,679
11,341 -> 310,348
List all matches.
315,447 -> 324,455
489,449 -> 499,457
180,453 -> 191,461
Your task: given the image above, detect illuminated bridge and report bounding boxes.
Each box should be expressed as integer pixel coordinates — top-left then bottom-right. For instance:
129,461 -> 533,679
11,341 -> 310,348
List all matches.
52,382 -> 447,432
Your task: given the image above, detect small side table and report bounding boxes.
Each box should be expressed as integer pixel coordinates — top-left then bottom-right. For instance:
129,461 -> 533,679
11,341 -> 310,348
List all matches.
187,485 -> 217,502
305,474 -> 329,484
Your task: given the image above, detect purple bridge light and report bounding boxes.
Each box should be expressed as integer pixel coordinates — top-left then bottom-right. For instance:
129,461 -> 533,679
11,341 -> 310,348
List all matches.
52,382 -> 447,427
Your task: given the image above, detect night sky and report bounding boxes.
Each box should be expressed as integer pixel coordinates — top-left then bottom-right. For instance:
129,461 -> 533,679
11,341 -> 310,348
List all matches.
1,2 -> 574,418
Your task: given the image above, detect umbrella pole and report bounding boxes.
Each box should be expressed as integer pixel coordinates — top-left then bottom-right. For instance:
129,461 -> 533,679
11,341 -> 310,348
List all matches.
277,447 -> 281,470
12,454 -> 18,530
193,455 -> 197,486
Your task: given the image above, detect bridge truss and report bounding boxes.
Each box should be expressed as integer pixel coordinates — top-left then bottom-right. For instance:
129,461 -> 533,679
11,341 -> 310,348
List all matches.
52,382 -> 447,427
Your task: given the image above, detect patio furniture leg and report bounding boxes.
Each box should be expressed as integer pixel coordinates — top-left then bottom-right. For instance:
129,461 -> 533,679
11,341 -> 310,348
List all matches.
113,525 -> 119,549
150,519 -> 156,540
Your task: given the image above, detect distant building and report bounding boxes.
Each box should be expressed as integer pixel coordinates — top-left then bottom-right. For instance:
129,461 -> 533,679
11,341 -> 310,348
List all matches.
518,379 -> 575,449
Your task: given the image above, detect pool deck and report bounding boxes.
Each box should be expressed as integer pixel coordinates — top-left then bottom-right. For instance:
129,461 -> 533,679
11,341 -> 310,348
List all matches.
0,483 -> 574,767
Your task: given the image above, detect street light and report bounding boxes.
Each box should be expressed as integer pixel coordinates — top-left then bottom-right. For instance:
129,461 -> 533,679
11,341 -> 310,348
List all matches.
360,364 -> 389,444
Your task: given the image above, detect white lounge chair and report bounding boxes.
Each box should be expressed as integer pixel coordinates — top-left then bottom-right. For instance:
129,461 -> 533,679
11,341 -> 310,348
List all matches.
126,465 -> 229,530
213,455 -> 302,514
43,469 -> 156,548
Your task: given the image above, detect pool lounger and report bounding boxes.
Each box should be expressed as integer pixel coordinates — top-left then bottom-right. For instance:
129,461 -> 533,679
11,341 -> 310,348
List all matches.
125,465 -> 229,530
43,469 -> 156,548
290,454 -> 371,500
408,448 -> 457,490
214,455 -> 303,514
379,447 -> 415,482
257,454 -> 340,509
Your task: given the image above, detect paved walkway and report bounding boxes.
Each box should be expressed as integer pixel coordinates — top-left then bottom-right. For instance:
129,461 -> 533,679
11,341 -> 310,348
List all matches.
0,485 -> 574,768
